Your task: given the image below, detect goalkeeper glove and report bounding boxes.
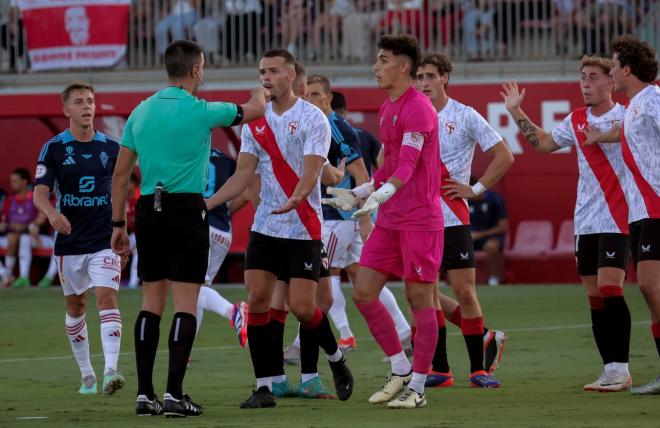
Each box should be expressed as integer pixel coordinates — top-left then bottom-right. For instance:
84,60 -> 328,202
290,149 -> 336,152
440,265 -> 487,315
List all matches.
321,179 -> 375,211
351,182 -> 396,218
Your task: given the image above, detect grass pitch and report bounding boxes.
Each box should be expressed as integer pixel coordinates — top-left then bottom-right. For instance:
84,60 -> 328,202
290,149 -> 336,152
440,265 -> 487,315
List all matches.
0,284 -> 658,427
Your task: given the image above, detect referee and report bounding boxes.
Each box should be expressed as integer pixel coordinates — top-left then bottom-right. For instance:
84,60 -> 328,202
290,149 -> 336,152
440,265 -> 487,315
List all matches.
111,40 -> 267,418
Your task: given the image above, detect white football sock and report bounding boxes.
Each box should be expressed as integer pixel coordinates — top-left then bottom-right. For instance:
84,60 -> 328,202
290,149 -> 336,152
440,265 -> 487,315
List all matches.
408,372 -> 427,394
379,286 -> 411,340
65,313 -> 95,378
389,351 -> 411,376
301,373 -> 318,383
257,377 -> 273,391
4,255 -> 15,280
129,249 -> 139,287
328,276 -> 353,339
18,234 -> 32,278
99,309 -> 122,374
45,256 -> 58,279
199,286 -> 233,319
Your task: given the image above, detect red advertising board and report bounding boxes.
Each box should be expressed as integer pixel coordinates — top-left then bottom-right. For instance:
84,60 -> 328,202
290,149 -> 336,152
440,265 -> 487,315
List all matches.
0,81 -> 633,282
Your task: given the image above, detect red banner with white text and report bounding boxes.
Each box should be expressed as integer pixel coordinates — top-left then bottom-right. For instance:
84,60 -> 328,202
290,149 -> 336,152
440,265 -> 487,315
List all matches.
19,0 -> 130,71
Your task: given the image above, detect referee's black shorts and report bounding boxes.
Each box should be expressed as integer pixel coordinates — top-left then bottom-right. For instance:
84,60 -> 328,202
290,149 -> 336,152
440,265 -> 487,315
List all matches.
135,193 -> 209,284
575,233 -> 629,276
245,232 -> 321,283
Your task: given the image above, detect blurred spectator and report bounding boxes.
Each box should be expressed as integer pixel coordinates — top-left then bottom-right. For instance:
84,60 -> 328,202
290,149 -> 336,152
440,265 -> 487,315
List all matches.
462,0 -> 495,60
331,90 -> 381,175
0,0 -> 26,71
155,0 -> 197,55
309,0 -> 354,60
468,176 -> 508,286
1,168 -> 43,288
223,0 -> 262,62
380,0 -> 426,46
193,0 -> 225,64
552,0 -> 577,54
281,0 -> 308,56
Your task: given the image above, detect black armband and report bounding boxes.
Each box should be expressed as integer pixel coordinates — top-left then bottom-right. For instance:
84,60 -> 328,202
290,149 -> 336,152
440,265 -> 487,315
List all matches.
231,105 -> 244,126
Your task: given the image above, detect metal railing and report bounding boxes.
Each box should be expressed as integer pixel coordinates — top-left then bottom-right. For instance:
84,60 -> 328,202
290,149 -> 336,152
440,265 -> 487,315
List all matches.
1,0 -> 658,73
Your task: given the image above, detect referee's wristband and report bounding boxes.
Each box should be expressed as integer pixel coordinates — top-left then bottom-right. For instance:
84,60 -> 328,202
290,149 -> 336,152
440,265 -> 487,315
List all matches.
471,181 -> 487,196
111,219 -> 126,228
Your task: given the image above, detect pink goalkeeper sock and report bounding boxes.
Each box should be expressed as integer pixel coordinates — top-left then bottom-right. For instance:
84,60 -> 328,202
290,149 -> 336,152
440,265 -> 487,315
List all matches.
356,300 -> 403,357
412,307 -> 438,374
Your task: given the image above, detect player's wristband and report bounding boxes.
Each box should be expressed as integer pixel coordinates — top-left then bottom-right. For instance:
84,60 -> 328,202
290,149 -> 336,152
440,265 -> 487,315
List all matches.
111,219 -> 126,228
471,181 -> 487,196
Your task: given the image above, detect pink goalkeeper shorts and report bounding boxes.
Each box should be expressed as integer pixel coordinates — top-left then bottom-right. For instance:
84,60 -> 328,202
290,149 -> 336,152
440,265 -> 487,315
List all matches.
359,225 -> 443,283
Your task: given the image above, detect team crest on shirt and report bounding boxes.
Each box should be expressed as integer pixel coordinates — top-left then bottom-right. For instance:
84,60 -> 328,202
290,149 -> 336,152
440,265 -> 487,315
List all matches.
100,151 -> 109,168
66,145 -> 74,155
392,115 -> 398,125
445,122 -> 456,134
632,107 -> 639,120
288,122 -> 299,134
379,117 -> 384,126
35,164 -> 47,179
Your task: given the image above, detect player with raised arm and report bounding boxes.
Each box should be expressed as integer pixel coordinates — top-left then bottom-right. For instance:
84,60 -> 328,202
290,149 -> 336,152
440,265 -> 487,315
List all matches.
501,56 -> 633,392
324,34 -> 442,409
205,49 -> 353,409
33,82 -> 125,396
416,53 -> 512,388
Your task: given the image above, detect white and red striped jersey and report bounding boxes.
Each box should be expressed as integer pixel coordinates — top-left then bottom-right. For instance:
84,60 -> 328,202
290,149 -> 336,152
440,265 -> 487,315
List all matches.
438,98 -> 502,227
551,104 -> 629,234
240,99 -> 331,240
620,85 -> 660,223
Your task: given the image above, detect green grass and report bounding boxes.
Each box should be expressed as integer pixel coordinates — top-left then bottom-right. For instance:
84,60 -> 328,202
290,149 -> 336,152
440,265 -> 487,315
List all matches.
0,284 -> 658,427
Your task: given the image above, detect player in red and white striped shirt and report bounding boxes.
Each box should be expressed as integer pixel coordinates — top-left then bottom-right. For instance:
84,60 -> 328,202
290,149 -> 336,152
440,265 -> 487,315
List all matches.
416,53 -> 513,389
502,56 -> 633,392
608,36 -> 659,395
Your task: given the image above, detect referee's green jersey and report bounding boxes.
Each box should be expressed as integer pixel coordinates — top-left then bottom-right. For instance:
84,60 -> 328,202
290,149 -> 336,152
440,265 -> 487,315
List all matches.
122,86 -> 238,195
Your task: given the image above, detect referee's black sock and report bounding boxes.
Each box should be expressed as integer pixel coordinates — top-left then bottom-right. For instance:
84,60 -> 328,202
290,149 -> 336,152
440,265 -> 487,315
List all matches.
247,312 -> 275,382
601,286 -> 631,363
165,312 -> 197,399
269,309 -> 288,379
432,310 -> 450,373
134,310 -> 161,399
301,309 -> 339,358
589,296 -> 613,364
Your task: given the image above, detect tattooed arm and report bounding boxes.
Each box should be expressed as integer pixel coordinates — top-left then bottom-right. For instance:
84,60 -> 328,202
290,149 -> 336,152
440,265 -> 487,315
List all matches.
500,80 -> 561,154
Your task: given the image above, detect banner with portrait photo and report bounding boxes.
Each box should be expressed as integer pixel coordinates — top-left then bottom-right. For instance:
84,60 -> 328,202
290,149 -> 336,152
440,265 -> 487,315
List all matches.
19,0 -> 130,71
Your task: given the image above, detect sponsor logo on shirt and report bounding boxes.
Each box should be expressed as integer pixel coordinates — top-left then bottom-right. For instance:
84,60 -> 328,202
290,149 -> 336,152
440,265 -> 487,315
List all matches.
79,176 -> 95,193
63,156 -> 76,166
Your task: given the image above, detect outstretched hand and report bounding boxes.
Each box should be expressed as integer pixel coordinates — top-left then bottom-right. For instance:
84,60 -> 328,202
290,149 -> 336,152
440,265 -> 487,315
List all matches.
500,80 -> 526,110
